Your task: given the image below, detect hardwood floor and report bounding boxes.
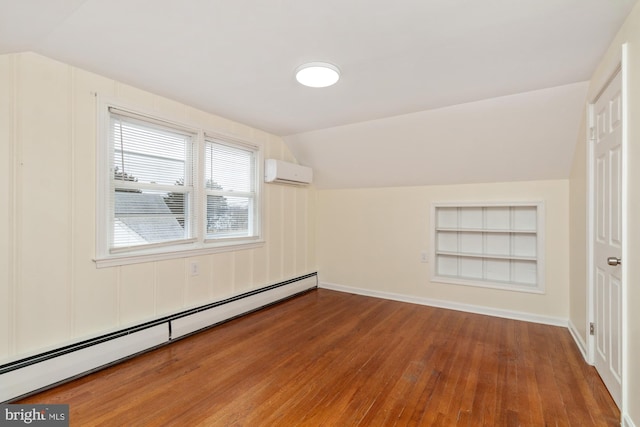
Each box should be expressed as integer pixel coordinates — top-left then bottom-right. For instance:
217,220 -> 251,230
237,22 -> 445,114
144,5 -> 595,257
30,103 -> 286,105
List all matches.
19,289 -> 619,426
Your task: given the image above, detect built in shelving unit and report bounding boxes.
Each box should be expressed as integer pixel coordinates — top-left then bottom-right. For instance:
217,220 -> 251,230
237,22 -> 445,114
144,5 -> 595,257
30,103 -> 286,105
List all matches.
431,202 -> 544,293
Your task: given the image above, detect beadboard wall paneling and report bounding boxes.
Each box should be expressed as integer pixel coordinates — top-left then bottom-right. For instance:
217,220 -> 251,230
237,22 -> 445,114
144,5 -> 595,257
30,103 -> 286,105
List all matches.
0,55 -> 14,360
0,52 -> 315,363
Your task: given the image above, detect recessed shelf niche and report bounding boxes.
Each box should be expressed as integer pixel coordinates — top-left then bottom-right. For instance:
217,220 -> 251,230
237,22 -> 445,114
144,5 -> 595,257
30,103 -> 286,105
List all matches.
431,202 -> 544,293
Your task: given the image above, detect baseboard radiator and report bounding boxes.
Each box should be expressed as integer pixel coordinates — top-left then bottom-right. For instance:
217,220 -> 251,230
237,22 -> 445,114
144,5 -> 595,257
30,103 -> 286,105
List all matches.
0,273 -> 317,403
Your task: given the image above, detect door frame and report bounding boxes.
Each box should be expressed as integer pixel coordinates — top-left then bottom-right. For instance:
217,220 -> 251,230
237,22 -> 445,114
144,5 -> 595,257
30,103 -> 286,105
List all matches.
586,43 -> 628,411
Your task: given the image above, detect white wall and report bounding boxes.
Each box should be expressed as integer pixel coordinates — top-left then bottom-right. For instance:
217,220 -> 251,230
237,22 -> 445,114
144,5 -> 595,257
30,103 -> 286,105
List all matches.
0,52 -> 316,363
568,1 -> 640,424
317,180 -> 569,322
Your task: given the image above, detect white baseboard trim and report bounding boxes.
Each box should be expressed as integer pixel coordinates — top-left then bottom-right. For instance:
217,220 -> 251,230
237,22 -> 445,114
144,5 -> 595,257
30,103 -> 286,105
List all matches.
171,274 -> 318,339
319,281 -> 567,327
567,319 -> 589,362
0,273 -> 317,403
623,413 -> 637,427
0,324 -> 169,404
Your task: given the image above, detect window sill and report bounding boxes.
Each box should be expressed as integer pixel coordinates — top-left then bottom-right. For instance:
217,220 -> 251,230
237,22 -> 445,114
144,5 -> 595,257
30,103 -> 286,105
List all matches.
94,240 -> 265,268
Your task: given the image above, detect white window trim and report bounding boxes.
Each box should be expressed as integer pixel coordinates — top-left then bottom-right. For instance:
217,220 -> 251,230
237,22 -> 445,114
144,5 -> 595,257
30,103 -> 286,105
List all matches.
202,134 -> 261,244
95,96 -> 264,268
430,201 -> 545,294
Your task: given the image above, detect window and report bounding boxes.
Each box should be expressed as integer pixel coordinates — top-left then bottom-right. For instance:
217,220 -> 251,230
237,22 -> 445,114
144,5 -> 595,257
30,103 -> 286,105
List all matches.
110,111 -> 196,251
96,102 -> 262,267
430,202 -> 544,293
204,139 -> 257,241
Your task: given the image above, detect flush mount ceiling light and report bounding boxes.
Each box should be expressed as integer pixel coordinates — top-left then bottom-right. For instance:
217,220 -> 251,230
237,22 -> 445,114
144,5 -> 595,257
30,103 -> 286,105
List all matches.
295,62 -> 340,88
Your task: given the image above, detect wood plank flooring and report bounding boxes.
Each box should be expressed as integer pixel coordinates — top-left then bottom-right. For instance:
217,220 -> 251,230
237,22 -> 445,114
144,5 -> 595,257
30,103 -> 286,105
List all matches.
19,289 -> 619,426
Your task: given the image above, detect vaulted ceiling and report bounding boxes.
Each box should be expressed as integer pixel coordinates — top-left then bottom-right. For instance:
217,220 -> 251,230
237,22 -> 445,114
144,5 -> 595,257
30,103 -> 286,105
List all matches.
1,0 -> 637,187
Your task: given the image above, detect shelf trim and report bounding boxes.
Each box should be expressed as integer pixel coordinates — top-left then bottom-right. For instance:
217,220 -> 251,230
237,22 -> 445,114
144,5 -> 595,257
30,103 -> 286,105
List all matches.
435,251 -> 537,262
435,227 -> 537,234
430,200 -> 545,294
432,274 -> 543,294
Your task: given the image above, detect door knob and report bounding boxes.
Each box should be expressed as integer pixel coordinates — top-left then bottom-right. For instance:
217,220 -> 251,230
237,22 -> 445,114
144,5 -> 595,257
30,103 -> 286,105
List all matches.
607,257 -> 621,266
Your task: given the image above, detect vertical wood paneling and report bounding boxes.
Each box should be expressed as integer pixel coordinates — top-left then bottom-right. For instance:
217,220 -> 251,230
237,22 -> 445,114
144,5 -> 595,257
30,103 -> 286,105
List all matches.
0,52 -> 316,362
266,137 -> 284,282
268,186 -> 284,281
119,263 -> 156,326
12,54 -> 23,359
295,188 -> 308,275
261,138 -> 274,284
307,187 -> 317,273
0,55 -> 14,359
212,252 -> 235,300
15,54 -> 72,354
234,250 -> 253,293
252,246 -> 269,289
155,258 -> 187,316
283,186 -> 296,278
67,66 -> 76,339
71,68 -> 119,339
185,256 -> 213,307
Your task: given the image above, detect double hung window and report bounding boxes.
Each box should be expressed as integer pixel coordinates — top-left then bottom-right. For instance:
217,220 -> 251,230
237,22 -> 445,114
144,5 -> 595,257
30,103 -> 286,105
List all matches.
204,139 -> 257,241
110,110 -> 196,251
97,102 -> 262,266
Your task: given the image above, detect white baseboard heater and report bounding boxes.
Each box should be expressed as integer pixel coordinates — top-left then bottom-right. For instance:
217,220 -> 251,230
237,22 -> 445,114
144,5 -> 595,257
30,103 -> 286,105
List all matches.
0,273 -> 317,403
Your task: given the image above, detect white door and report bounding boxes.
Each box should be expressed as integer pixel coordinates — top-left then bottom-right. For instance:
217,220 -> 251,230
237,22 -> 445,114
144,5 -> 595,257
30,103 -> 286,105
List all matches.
592,69 -> 623,407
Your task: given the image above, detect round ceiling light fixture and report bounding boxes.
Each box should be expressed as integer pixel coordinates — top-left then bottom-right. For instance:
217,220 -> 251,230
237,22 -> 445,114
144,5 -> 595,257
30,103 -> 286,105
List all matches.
295,62 -> 340,88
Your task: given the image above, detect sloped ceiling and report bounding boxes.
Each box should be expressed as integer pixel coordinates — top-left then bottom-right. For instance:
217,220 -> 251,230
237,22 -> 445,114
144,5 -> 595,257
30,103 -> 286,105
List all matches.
0,0 -> 636,188
285,82 -> 588,188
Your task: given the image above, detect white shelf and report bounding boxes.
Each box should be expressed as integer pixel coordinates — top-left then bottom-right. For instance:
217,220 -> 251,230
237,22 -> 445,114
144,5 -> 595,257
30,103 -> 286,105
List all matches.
435,250 -> 537,262
431,202 -> 544,293
436,227 -> 537,234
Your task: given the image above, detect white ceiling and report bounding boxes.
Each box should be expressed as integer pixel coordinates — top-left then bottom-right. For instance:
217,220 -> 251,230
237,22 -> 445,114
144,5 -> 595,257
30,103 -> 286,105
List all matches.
1,0 -> 636,189
0,0 -> 636,137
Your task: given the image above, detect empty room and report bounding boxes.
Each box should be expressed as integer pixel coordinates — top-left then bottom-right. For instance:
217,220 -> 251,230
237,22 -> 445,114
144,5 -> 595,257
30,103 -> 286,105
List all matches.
1,1 -> 640,425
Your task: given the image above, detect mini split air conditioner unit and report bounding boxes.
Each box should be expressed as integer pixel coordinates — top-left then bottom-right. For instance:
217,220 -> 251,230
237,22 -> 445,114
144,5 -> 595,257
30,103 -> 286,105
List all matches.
264,159 -> 313,185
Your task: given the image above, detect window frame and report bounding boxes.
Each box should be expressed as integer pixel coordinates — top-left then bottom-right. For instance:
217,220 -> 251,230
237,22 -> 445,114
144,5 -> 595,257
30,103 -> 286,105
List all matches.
109,109 -> 198,252
95,97 -> 264,268
203,136 -> 260,244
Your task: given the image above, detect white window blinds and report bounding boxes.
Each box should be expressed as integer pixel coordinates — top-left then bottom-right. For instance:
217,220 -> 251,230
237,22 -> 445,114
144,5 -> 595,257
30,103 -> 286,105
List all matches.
204,139 -> 257,240
110,110 -> 195,251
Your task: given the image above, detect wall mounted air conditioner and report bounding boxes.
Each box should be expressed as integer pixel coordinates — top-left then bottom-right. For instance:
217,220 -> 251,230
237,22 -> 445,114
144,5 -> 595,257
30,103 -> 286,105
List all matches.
264,159 -> 313,185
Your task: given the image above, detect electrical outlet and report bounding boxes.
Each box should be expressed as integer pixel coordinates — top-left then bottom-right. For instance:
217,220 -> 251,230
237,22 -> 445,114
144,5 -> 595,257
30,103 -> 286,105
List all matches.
190,261 -> 200,276
421,250 -> 429,263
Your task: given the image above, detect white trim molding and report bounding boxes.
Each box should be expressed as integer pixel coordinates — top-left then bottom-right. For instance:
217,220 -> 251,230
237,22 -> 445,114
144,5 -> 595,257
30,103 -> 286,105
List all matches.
319,281 -> 567,327
623,413 -> 636,427
568,319 -> 588,362
586,43 -> 628,414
